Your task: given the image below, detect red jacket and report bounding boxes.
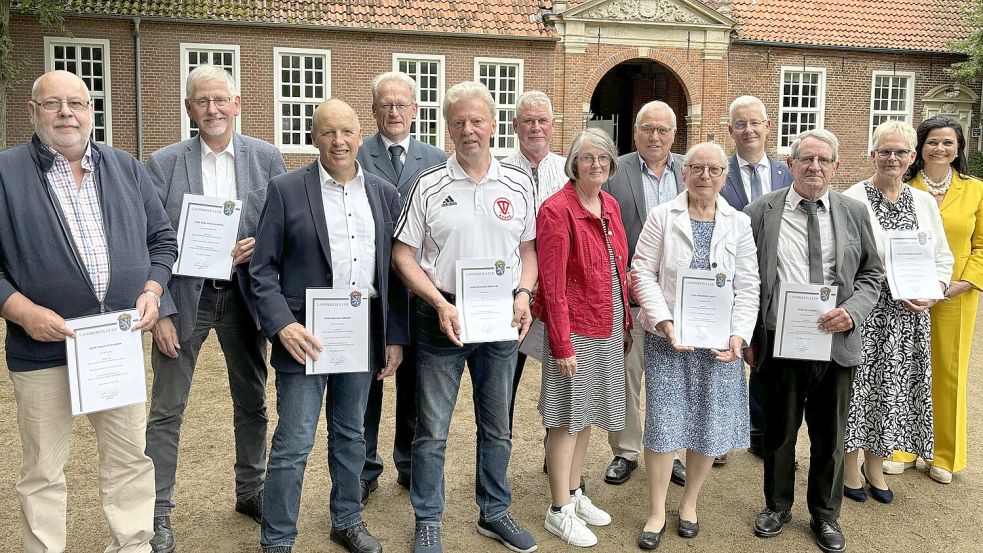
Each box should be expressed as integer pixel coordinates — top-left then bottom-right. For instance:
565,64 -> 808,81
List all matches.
535,182 -> 631,359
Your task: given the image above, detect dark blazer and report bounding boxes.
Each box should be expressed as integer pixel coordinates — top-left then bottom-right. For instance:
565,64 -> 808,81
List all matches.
602,151 -> 685,263
250,162 -> 409,373
720,154 -> 792,211
147,133 -> 287,342
744,187 -> 883,370
356,133 -> 447,196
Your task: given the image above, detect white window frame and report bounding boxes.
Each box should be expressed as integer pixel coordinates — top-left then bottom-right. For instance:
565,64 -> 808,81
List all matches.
868,71 -> 916,150
43,37 -> 112,146
179,43 -> 242,140
393,53 -> 446,151
274,47 -> 331,154
777,66 -> 827,155
474,57 -> 524,157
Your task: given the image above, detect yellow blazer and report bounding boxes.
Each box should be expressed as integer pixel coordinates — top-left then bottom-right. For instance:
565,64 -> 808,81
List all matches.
909,171 -> 983,286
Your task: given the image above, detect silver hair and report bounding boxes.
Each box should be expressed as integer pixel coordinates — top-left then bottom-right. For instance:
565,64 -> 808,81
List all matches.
514,90 -> 553,118
790,128 -> 841,162
682,142 -> 729,173
371,71 -> 417,103
442,81 -> 495,121
186,64 -> 239,99
634,100 -> 676,129
728,95 -> 768,123
871,120 -> 917,151
565,128 -> 619,180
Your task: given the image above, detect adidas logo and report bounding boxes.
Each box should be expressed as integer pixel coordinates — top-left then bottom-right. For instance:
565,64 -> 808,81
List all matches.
441,196 -> 457,207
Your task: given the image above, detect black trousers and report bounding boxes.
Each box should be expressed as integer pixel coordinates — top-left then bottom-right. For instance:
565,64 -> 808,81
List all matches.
748,370 -> 766,451
760,339 -> 855,522
361,335 -> 417,482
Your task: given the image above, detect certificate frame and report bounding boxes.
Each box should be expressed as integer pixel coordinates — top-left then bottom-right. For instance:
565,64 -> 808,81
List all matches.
65,309 -> 147,416
455,258 -> 518,344
673,268 -> 733,349
173,194 -> 243,280
304,288 -> 370,375
773,282 -> 838,361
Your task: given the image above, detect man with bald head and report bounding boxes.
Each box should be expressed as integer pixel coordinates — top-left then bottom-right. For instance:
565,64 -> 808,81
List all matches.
0,70 -> 177,552
251,98 -> 407,553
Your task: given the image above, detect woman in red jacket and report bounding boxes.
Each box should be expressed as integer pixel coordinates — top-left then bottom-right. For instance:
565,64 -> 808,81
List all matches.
536,128 -> 632,548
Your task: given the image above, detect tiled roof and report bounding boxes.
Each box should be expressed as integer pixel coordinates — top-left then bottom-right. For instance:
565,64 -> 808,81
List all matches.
730,0 -> 970,53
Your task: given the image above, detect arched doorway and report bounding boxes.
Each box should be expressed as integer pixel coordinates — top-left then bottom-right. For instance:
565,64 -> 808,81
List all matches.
588,58 -> 689,155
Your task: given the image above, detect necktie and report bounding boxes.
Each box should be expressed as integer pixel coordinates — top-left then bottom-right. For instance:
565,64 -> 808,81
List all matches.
388,144 -> 404,180
530,165 -> 539,187
801,200 -> 824,284
748,164 -> 762,200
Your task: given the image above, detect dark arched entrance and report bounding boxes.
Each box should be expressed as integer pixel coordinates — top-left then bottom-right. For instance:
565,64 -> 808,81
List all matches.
588,58 -> 688,155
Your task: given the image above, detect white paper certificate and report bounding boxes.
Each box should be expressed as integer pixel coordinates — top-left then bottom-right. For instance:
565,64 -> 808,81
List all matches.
65,310 -> 147,416
673,268 -> 733,349
774,283 -> 839,361
456,258 -> 518,344
884,230 -> 943,300
173,194 -> 243,280
305,289 -> 370,375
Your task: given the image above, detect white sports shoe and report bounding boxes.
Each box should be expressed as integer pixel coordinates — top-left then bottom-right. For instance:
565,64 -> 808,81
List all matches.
929,465 -> 953,484
571,489 -> 612,526
545,504 -> 597,547
883,460 -> 916,475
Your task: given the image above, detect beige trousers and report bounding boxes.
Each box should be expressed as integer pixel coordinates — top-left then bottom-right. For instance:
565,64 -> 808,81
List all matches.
10,366 -> 154,553
608,307 -> 645,461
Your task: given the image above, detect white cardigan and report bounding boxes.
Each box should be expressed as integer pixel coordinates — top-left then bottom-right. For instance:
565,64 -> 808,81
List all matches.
631,190 -> 760,345
842,180 -> 954,287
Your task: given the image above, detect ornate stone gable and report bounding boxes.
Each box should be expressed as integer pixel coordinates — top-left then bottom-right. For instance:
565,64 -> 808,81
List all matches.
575,0 -> 713,24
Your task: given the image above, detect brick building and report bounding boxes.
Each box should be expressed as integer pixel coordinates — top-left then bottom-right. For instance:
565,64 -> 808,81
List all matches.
5,0 -> 978,185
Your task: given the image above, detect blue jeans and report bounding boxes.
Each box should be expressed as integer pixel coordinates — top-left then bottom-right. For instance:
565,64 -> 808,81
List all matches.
410,299 -> 517,524
260,368 -> 373,548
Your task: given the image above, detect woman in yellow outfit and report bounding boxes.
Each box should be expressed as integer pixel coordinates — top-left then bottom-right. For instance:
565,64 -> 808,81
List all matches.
888,115 -> 983,483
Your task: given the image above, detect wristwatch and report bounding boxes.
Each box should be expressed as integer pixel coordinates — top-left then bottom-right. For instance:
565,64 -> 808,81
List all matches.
142,289 -> 162,308
513,287 -> 534,302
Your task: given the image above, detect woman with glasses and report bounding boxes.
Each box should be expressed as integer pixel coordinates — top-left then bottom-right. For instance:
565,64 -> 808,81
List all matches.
841,121 -> 953,503
535,128 -> 631,547
631,142 -> 759,549
886,116 -> 983,484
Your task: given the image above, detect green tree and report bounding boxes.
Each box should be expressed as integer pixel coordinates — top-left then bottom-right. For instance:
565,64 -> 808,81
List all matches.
0,0 -> 67,149
948,2 -> 983,84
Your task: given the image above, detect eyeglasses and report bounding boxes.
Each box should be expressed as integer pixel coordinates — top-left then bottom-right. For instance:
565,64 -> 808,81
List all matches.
577,154 -> 612,166
637,124 -> 673,137
32,99 -> 91,112
795,155 -> 835,167
732,119 -> 767,131
190,96 -> 232,108
450,118 -> 488,130
376,103 -> 413,113
874,149 -> 912,159
684,164 -> 726,177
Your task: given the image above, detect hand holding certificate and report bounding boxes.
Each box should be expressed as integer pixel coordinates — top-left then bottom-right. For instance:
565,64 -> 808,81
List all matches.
455,258 -> 518,344
65,310 -> 147,416
673,268 -> 733,349
884,230 -> 944,300
774,283 -> 839,361
305,289 -> 370,375
173,194 -> 243,280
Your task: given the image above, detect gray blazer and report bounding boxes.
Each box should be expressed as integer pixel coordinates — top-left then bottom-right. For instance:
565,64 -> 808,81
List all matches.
147,133 -> 287,342
602,151 -> 685,263
744,187 -> 883,370
356,132 -> 447,196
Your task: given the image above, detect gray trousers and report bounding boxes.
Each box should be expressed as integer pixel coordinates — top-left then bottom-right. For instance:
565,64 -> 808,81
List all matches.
145,282 -> 269,516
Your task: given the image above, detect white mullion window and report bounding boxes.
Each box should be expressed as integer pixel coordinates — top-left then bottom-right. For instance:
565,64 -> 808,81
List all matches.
394,53 -> 445,150
475,57 -> 524,156
778,66 -> 826,154
179,43 -> 241,140
275,48 -> 331,153
869,71 -> 915,149
44,37 -> 112,145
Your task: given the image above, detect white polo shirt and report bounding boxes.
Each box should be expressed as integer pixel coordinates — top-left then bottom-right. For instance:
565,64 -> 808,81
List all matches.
395,154 -> 535,294
500,151 -> 568,210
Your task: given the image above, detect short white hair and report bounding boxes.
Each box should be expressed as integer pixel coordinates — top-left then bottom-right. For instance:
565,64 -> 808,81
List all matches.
790,128 -> 840,162
635,100 -> 676,129
514,90 -> 553,118
728,95 -> 768,123
442,81 -> 495,121
683,141 -> 728,171
186,64 -> 239,99
871,120 -> 917,151
371,71 -> 417,103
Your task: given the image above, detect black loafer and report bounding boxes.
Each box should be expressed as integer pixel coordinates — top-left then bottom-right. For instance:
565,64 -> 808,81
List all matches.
843,483 -> 868,502
604,456 -> 638,485
331,522 -> 383,553
810,518 -> 846,553
150,515 -> 175,553
671,458 -> 687,486
637,520 -> 666,550
862,465 -> 894,504
753,508 -> 791,537
360,479 -> 379,503
677,518 -> 699,538
396,473 -> 411,491
235,492 -> 263,524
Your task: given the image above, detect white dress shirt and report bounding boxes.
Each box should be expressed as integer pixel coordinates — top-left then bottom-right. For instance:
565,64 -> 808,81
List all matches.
318,162 -> 378,297
500,151 -> 567,209
200,137 -> 237,199
777,186 -> 836,286
380,134 -> 411,165
737,155 -> 773,200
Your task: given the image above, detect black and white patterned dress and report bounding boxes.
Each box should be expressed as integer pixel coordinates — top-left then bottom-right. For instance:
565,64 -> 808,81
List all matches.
844,181 -> 934,459
539,219 -> 627,433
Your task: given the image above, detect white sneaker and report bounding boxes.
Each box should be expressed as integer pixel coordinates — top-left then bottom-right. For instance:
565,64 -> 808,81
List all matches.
929,465 -> 953,484
571,489 -> 612,526
883,460 -> 915,475
545,504 -> 597,547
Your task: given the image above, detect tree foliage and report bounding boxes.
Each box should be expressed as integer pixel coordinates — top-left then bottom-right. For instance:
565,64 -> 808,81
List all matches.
948,1 -> 983,84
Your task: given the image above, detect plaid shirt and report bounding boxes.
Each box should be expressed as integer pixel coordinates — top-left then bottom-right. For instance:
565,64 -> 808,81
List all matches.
45,144 -> 110,302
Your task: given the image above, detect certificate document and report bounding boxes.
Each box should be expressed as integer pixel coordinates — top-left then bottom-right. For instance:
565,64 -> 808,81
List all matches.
774,283 -> 839,361
65,310 -> 146,416
173,194 -> 243,280
673,268 -> 733,349
456,258 -> 518,344
305,289 -> 370,375
884,230 -> 944,300
518,318 -> 546,361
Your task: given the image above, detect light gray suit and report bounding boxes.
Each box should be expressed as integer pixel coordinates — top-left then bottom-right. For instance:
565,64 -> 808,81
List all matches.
357,132 -> 447,196
145,133 -> 287,516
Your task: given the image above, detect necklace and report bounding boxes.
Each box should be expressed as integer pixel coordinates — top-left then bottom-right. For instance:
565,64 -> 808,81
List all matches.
921,168 -> 953,196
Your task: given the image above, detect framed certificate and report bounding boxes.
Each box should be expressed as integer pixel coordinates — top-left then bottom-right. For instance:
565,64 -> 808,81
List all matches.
673,268 -> 733,349
884,230 -> 944,300
305,288 -> 370,375
774,283 -> 838,361
455,258 -> 518,344
173,194 -> 243,280
65,310 -> 147,416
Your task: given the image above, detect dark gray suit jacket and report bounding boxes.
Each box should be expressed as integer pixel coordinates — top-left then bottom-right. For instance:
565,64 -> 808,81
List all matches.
602,151 -> 685,263
356,133 -> 447,196
147,133 -> 287,342
744,187 -> 883,370
720,154 -> 792,211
